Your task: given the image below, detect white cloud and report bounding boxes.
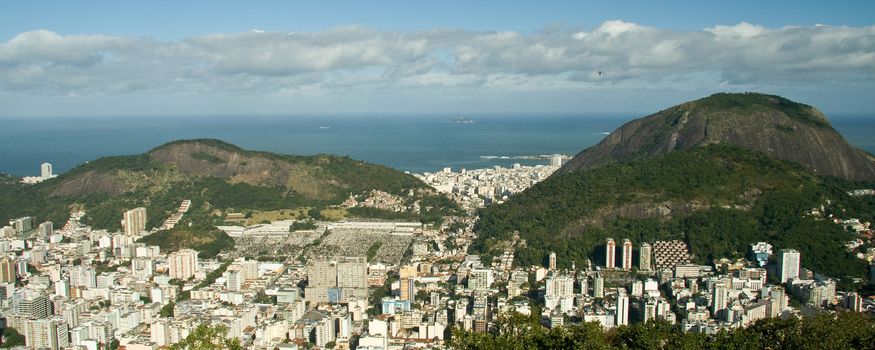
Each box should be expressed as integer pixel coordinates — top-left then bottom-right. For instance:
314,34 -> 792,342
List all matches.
706,22 -> 766,38
0,22 -> 873,98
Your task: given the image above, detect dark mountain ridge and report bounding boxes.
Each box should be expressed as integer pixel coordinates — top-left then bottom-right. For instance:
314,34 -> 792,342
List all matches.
473,93 -> 875,281
558,93 -> 875,181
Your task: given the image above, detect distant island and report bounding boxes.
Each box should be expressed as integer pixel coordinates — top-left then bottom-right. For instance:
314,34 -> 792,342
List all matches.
452,116 -> 475,124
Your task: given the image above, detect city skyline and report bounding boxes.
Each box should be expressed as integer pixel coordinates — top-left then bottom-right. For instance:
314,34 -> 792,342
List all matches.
1,1 -> 874,117
1,2 -> 874,349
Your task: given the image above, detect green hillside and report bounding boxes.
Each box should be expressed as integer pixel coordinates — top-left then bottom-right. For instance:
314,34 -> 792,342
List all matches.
138,226 -> 235,259
0,139 -> 454,233
473,145 -> 875,280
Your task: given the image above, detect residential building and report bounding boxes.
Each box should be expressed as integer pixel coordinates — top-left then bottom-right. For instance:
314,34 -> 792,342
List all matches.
168,249 -> 198,280
622,239 -> 633,271
616,288 -> 629,326
639,242 -> 652,271
0,256 -> 16,283
468,268 -> 493,292
24,318 -> 69,350
40,163 -> 53,178
778,249 -> 801,284
605,238 -> 616,269
712,282 -> 728,321
594,273 -> 605,298
399,265 -> 417,302
121,207 -> 147,236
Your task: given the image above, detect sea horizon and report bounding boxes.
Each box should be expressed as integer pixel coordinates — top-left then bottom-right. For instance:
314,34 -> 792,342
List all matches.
2,113 -> 874,177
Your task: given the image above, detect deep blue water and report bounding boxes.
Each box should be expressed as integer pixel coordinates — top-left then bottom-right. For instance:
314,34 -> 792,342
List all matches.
0,114 -> 873,176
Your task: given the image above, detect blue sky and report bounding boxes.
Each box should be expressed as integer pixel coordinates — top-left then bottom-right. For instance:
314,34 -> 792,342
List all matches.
4,1 -> 874,39
1,1 -> 874,116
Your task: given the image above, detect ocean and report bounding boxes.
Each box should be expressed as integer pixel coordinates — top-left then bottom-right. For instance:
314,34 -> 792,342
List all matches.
1,114 -> 873,177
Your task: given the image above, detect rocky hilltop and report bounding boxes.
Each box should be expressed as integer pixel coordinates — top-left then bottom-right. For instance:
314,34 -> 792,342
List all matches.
558,93 -> 875,181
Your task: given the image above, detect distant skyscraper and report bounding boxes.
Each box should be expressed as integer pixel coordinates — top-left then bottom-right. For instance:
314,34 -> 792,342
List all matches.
550,155 -> 563,167
225,269 -> 242,291
548,251 -> 557,270
615,288 -> 629,326
38,221 -> 53,241
305,257 -> 369,303
308,260 -> 337,287
640,243 -> 652,271
14,291 -> 52,319
168,249 -> 198,280
121,207 -> 147,235
545,275 -> 574,298
593,273 -> 605,298
40,163 -> 52,178
712,282 -> 728,319
0,256 -> 16,283
336,256 -> 368,299
400,265 -> 417,302
622,239 -> 633,271
468,268 -> 493,292
23,318 -> 69,350
578,275 -> 589,296
605,238 -> 616,269
778,249 -> 801,283
844,292 -> 863,312
11,217 -> 33,234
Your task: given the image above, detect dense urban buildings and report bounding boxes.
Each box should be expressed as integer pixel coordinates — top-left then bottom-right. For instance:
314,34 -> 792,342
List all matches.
0,160 -> 872,350
415,158 -> 566,210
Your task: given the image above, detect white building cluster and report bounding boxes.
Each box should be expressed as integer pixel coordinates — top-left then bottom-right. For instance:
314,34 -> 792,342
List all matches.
415,157 -> 566,209
21,163 -> 58,185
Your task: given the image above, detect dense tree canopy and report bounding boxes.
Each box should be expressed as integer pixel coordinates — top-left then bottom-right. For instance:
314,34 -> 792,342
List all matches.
448,311 -> 875,350
170,324 -> 242,350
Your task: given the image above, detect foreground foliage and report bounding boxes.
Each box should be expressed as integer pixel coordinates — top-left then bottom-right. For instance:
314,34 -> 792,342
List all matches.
170,324 -> 242,350
448,311 -> 875,350
0,328 -> 25,348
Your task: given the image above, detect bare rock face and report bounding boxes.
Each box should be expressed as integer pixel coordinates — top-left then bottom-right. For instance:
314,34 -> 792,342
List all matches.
147,139 -> 340,198
148,141 -> 293,187
558,93 -> 875,181
52,171 -> 121,196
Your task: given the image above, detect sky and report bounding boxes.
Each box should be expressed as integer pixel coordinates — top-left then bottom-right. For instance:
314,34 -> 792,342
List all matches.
1,0 -> 874,117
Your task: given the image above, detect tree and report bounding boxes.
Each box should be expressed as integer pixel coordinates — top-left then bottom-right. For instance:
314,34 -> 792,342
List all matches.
0,328 -> 26,348
170,324 -> 242,350
448,312 -> 875,349
160,302 -> 175,318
